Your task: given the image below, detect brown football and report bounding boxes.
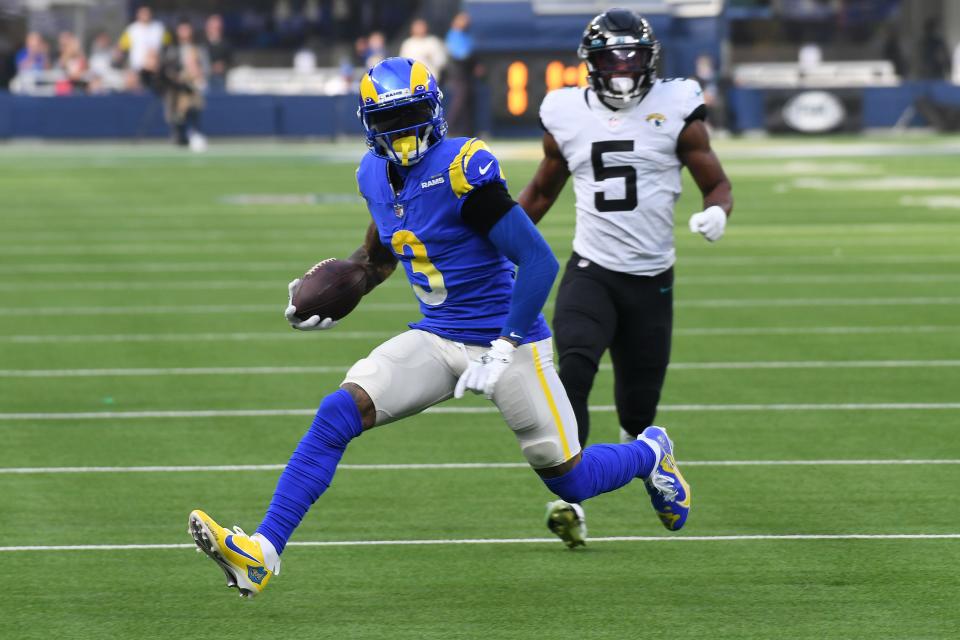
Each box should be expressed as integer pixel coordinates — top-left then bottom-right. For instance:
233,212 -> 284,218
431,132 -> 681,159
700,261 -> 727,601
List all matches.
292,259 -> 366,321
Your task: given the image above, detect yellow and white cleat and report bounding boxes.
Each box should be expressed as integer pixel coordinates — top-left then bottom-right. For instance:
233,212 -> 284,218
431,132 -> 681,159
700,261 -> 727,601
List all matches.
545,500 -> 587,549
188,510 -> 278,598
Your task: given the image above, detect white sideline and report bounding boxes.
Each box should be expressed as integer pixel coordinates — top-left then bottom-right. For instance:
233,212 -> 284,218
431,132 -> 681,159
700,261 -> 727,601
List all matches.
2,403 -> 960,421
3,325 -> 957,344
2,459 -> 959,475
2,359 -> 959,378
2,297 -> 960,316
2,533 -> 959,553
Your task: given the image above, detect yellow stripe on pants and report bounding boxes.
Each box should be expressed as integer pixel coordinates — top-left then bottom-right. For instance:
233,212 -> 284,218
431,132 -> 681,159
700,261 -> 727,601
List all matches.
531,344 -> 573,461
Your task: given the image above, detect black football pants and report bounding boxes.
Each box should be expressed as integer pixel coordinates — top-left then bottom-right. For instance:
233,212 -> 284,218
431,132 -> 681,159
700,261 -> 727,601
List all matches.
552,252 -> 673,446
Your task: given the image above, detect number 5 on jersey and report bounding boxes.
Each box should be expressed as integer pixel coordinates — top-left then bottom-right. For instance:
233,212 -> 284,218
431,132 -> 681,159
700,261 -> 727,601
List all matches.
591,140 -> 637,212
391,230 -> 448,305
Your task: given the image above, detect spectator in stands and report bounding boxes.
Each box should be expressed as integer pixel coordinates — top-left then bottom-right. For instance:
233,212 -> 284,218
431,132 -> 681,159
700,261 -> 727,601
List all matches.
88,31 -> 116,78
444,12 -> 477,136
160,19 -> 208,151
293,40 -> 317,73
364,31 -> 386,68
54,31 -> 88,95
399,18 -> 446,79
119,5 -> 170,92
304,0 -> 322,29
919,18 -> 950,80
881,23 -> 908,78
205,14 -> 233,93
0,34 -> 15,89
953,41 -> 960,86
797,42 -> 822,72
16,32 -> 50,72
695,53 -> 728,131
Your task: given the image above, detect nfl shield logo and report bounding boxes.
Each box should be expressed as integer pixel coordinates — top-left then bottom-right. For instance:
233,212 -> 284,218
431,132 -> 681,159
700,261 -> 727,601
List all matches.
394,203 -> 404,217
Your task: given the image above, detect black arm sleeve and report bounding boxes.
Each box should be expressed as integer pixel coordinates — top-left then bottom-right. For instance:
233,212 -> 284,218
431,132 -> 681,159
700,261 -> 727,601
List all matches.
460,181 -> 518,235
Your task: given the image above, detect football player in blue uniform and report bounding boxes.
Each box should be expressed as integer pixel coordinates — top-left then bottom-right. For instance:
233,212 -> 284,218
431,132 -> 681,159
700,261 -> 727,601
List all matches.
188,57 -> 689,597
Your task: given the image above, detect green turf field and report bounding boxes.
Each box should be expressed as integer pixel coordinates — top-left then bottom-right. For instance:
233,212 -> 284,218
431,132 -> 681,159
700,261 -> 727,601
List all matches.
1,137 -> 959,639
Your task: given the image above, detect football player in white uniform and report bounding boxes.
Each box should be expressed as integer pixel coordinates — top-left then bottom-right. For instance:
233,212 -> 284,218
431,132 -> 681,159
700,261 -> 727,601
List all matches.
518,9 -> 732,548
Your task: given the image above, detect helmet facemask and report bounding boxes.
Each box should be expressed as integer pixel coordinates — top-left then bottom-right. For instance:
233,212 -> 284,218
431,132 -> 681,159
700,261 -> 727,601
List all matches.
583,43 -> 659,109
361,95 -> 443,166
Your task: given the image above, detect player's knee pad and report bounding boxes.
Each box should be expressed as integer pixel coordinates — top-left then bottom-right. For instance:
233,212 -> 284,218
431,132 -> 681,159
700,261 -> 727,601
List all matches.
520,438 -> 565,469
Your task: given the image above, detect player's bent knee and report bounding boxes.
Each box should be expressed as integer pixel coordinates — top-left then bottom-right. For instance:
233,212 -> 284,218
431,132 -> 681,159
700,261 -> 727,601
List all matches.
340,381 -> 377,429
521,438 -> 565,469
558,351 -> 599,388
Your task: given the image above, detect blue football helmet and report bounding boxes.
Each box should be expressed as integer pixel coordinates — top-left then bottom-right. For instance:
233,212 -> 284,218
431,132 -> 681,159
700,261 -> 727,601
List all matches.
357,57 -> 447,166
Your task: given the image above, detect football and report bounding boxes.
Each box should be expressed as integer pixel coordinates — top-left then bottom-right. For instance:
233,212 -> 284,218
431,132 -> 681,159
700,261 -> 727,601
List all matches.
291,259 -> 367,321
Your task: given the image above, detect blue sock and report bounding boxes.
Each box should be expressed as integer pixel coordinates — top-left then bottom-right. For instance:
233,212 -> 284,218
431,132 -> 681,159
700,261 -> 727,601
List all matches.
256,389 -> 362,554
542,440 -> 658,504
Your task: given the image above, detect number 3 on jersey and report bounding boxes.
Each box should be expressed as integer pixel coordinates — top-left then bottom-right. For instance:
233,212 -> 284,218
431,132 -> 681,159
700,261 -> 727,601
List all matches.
391,230 -> 448,306
591,140 -> 637,212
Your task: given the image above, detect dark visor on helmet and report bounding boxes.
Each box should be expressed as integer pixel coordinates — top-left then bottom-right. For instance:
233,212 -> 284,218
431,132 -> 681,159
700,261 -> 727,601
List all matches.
366,99 -> 435,134
590,47 -> 653,73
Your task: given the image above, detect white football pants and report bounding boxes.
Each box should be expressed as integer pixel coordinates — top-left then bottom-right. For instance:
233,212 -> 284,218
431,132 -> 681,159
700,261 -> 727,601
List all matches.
342,330 -> 581,469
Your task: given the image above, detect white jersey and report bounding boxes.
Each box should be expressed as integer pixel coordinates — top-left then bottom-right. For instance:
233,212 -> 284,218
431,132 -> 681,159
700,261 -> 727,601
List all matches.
540,79 -> 704,276
120,21 -> 168,71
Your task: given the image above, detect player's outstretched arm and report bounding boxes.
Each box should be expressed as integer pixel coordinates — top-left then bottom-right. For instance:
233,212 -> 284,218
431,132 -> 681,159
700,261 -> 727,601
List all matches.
678,120 -> 733,242
517,132 -> 571,224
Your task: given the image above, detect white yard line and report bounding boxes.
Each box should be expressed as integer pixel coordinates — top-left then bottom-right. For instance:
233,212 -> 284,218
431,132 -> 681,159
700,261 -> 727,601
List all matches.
674,325 -> 958,336
679,274 -> 960,285
2,325 -> 957,344
2,533 -> 958,553
666,359 -> 960,370
2,403 -> 959,421
0,262 -> 300,275
4,273 -> 958,293
1,359 -> 957,378
3,254 -> 960,276
676,297 -> 960,308
0,278 -> 410,292
2,296 -> 958,316
679,255 -> 960,266
1,459 -> 958,475
0,366 -> 350,378
0,331 -> 395,344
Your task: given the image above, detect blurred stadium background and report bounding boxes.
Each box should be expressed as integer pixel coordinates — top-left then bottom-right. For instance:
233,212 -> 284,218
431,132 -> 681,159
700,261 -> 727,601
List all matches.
2,1 -> 959,639
1,0 -> 960,138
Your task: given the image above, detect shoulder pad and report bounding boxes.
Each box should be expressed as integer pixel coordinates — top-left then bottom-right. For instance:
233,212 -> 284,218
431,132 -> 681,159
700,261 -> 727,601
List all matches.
448,138 -> 505,198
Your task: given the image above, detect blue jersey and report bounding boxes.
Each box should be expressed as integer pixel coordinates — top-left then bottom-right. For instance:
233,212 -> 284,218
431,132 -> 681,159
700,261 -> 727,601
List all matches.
356,136 -> 551,346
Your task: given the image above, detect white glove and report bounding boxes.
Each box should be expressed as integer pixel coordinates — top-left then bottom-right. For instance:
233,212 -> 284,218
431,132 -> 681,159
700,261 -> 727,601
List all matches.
454,338 -> 516,400
688,205 -> 727,242
284,278 -> 338,331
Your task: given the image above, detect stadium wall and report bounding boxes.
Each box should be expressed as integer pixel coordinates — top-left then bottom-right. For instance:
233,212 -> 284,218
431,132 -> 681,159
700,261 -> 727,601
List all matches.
0,93 -> 360,139
728,82 -> 960,132
1,82 -> 958,139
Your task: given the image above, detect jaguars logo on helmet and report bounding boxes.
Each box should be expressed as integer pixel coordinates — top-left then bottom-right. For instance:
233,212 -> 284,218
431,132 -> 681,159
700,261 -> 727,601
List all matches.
357,57 -> 447,166
578,9 -> 661,109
